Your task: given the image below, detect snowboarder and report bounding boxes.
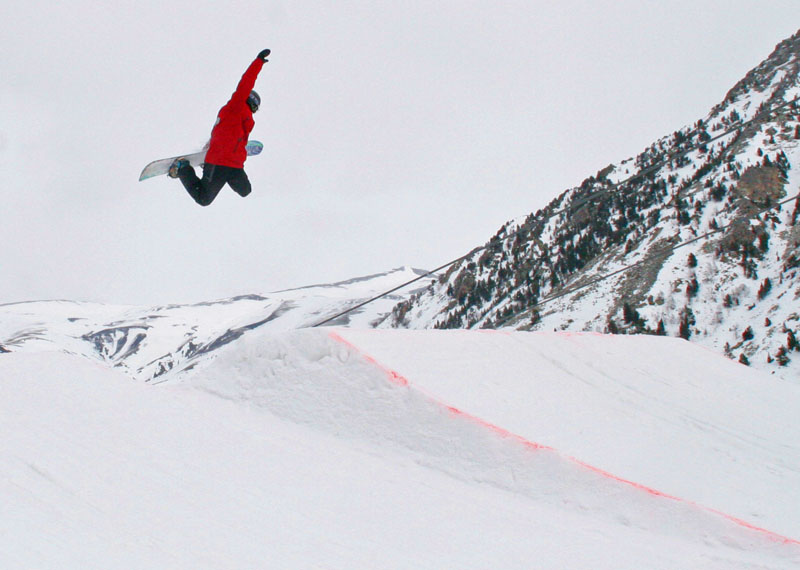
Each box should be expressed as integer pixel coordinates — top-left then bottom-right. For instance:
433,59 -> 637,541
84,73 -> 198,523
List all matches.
168,49 -> 271,206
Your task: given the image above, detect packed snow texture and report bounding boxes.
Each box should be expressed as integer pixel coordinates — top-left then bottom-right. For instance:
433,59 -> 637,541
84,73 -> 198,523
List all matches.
2,328 -> 799,569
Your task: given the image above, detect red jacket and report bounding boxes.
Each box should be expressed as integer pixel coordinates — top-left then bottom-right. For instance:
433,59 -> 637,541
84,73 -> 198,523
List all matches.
205,58 -> 264,168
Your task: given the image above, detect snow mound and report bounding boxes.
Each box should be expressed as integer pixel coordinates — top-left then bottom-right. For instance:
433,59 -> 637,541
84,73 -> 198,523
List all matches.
336,328 -> 800,539
3,329 -> 800,568
189,328 -> 800,553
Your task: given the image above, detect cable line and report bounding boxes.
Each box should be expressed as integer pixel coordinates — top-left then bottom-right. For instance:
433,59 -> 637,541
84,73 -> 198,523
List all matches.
312,248 -> 483,327
312,97 -> 799,328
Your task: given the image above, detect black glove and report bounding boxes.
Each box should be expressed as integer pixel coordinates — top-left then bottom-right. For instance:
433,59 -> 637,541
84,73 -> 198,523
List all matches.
258,49 -> 271,62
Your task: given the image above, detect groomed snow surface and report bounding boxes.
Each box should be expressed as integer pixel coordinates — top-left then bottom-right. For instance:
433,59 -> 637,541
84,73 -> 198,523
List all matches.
2,329 -> 800,569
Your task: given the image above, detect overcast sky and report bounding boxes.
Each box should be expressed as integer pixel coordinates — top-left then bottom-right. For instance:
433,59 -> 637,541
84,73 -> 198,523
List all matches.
1,2 -> 798,305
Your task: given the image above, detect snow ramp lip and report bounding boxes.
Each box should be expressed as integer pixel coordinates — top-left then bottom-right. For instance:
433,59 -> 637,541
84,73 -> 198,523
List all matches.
188,328 -> 800,553
328,330 -> 800,548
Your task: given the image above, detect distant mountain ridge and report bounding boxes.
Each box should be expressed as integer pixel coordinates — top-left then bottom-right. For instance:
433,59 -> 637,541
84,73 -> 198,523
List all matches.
0,267 -> 429,382
383,29 -> 800,380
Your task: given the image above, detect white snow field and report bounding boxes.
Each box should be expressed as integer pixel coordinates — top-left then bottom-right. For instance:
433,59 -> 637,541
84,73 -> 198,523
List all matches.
2,329 -> 800,569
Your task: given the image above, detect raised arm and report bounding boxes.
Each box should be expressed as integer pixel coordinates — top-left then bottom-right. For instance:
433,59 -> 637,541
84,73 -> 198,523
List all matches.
229,49 -> 270,106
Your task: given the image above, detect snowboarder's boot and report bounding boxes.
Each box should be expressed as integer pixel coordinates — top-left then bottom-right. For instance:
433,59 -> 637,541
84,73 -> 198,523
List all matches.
168,158 -> 190,179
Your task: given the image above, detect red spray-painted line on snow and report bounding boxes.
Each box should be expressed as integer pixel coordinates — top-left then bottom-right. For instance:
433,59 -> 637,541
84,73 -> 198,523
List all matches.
330,332 -> 544,451
328,330 -> 800,547
330,332 -> 409,387
441,404 -> 553,451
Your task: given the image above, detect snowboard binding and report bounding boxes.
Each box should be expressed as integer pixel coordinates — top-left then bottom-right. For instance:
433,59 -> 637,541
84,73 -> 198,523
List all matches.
168,158 -> 190,179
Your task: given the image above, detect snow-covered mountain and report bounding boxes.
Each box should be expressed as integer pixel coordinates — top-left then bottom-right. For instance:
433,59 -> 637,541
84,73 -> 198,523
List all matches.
0,267 -> 432,382
4,29 -> 800,570
385,29 -> 800,380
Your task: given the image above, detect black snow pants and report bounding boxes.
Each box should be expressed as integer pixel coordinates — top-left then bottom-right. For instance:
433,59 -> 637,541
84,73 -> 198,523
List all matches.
177,162 -> 252,206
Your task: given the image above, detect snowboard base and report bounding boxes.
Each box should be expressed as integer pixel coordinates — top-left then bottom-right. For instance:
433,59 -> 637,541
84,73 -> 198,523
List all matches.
139,140 -> 264,181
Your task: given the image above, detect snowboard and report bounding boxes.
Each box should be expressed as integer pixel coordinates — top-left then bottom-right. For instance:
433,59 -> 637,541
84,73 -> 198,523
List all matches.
138,140 -> 264,181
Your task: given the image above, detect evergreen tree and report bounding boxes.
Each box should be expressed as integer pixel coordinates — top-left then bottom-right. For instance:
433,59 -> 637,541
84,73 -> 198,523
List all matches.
775,346 -> 790,366
622,303 -> 639,324
710,183 -> 726,202
758,232 -> 769,254
686,278 -> 699,298
788,330 -> 800,352
678,308 -> 695,340
757,278 -> 772,300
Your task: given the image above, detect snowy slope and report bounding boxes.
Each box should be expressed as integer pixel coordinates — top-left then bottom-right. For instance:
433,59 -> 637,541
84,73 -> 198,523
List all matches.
335,329 -> 800,539
3,328 -> 798,569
